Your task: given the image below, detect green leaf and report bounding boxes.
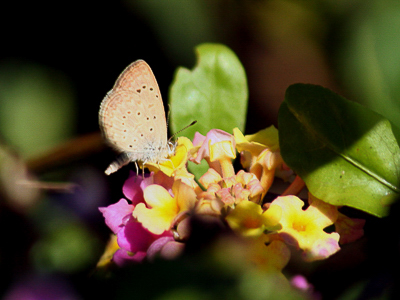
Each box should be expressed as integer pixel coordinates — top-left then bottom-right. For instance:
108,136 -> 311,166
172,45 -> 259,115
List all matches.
278,84 -> 400,217
169,43 -> 248,139
169,43 -> 248,179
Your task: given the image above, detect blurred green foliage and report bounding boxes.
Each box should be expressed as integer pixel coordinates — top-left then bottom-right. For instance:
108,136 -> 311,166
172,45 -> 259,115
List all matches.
30,207 -> 101,273
0,60 -> 76,159
335,0 -> 400,130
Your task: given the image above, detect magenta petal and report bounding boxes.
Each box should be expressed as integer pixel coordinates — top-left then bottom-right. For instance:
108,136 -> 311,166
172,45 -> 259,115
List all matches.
141,172 -> 155,190
113,249 -> 147,266
141,172 -> 174,195
122,171 -> 145,204
117,218 -> 155,253
147,236 -> 175,260
99,199 -> 134,234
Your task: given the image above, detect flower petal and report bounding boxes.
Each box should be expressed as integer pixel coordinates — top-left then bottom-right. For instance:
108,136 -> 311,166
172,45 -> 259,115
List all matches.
271,195 -> 340,261
133,185 -> 178,234
192,129 -> 235,164
113,249 -> 146,266
117,217 -> 155,253
122,171 -> 145,204
99,199 -> 134,234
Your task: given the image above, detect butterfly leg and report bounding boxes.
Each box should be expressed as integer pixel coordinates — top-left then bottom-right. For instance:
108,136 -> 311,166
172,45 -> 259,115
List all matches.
134,161 -> 139,177
142,160 -> 147,179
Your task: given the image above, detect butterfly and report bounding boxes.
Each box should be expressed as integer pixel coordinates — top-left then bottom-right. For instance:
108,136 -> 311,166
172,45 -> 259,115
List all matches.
99,60 -> 175,175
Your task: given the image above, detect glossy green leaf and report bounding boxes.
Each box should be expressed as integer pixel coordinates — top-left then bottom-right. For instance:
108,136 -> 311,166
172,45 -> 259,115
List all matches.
169,43 -> 248,139
278,84 -> 400,217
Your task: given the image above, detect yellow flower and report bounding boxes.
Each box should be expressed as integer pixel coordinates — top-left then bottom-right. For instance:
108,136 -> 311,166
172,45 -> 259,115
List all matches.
249,236 -> 291,275
132,180 -> 197,235
212,234 -> 291,279
146,137 -> 194,177
270,195 -> 340,261
96,234 -> 119,268
233,127 -> 290,197
226,201 -> 281,237
308,193 -> 365,244
234,126 -> 279,164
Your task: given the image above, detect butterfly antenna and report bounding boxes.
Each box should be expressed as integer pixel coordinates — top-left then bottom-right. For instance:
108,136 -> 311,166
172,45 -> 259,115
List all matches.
169,120 -> 197,141
166,105 -> 171,127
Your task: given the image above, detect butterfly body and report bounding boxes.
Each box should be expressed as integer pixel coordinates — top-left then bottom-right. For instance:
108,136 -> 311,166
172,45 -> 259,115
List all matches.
99,60 -> 173,175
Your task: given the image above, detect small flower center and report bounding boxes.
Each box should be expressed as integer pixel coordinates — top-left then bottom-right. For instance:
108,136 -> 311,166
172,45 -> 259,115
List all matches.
292,222 -> 306,232
244,218 -> 261,229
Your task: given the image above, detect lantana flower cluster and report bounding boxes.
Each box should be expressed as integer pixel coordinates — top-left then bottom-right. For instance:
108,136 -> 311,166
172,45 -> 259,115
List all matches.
99,126 -> 365,279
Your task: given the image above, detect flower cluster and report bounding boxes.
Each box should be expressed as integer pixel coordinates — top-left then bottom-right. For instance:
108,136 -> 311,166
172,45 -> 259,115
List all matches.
99,127 -> 365,280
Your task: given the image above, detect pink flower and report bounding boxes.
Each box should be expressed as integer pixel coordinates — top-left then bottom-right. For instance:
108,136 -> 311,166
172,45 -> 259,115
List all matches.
198,169 -> 264,207
99,172 -> 184,266
122,171 -> 146,205
191,129 -> 236,178
99,199 -> 135,234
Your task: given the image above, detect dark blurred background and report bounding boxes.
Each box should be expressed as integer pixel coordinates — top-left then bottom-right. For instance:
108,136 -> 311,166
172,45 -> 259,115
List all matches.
1,0 -> 400,299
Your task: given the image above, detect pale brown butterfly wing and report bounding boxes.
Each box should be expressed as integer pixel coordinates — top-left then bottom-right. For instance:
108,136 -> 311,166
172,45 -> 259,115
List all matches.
99,60 -> 169,174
